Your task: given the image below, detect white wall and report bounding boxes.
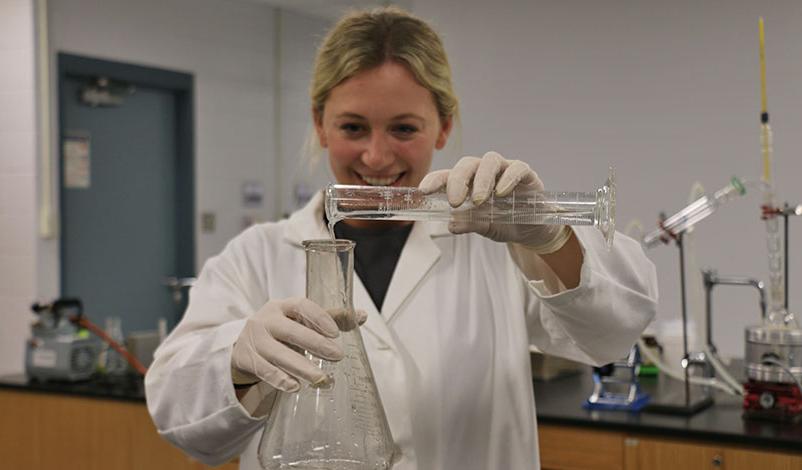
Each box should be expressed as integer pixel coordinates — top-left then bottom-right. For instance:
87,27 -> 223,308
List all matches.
0,0 -> 38,375
0,0 -> 328,374
276,9 -> 332,216
48,0 -> 279,266
412,0 -> 802,358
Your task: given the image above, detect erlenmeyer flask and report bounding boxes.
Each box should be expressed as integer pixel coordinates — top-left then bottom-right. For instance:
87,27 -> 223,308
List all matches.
258,239 -> 396,470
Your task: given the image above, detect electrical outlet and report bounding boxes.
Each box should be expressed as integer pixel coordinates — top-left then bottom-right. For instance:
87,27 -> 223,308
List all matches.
201,212 -> 216,233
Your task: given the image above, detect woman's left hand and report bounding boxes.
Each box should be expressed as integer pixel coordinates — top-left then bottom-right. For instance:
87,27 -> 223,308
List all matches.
419,151 -> 568,252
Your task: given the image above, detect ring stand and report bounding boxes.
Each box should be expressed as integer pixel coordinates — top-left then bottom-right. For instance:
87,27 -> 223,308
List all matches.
643,232 -> 714,416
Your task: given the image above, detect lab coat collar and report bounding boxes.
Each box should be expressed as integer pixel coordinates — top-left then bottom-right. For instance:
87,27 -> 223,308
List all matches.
283,190 -> 449,348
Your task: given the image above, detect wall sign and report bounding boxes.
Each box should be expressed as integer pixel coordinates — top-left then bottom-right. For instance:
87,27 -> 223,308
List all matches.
242,181 -> 264,208
63,134 -> 91,189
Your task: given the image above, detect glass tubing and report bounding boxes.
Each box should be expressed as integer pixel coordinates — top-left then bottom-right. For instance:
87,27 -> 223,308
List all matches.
642,176 -> 747,249
325,169 -> 616,249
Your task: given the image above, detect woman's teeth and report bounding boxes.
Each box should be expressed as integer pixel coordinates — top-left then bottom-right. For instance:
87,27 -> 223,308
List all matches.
361,174 -> 401,186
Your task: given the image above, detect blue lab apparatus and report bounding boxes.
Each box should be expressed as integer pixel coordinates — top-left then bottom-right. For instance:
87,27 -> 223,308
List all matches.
584,345 -> 650,412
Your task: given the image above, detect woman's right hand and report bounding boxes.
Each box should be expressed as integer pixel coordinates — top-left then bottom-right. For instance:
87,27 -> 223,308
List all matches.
230,298 -> 364,392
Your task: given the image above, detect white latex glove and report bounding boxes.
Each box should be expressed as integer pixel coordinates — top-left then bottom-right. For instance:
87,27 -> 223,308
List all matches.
231,297 -> 367,392
419,151 -> 568,252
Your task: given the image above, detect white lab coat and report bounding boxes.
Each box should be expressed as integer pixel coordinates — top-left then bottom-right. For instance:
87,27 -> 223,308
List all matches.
145,191 -> 658,470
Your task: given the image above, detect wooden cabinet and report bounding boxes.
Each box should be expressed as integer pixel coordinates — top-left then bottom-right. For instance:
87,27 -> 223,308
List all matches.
624,436 -> 802,470
623,437 -> 724,470
539,425 -> 625,470
0,390 -> 239,470
540,424 -> 802,470
6,389 -> 799,470
724,446 -> 802,470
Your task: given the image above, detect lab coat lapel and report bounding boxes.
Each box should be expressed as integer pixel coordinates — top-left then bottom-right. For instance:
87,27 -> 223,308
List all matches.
380,221 -> 441,322
352,221 -> 445,350
352,271 -> 397,349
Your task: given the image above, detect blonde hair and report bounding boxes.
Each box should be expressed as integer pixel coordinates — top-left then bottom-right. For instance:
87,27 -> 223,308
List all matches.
300,6 -> 461,173
311,6 -> 458,123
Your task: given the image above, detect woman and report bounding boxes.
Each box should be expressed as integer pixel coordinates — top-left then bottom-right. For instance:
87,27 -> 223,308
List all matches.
146,7 -> 658,469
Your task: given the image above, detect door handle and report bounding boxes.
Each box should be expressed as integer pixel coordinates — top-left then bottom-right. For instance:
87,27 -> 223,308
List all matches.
163,277 -> 196,304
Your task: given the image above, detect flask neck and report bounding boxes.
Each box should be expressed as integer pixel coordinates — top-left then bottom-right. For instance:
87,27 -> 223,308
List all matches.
303,239 -> 355,320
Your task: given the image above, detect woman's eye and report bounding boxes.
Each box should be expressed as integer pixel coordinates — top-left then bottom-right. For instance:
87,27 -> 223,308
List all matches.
340,123 -> 366,135
392,124 -> 418,137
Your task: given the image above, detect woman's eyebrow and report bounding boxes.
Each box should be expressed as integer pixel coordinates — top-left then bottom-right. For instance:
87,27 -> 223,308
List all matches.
334,112 -> 366,120
334,112 -> 427,127
391,113 -> 425,124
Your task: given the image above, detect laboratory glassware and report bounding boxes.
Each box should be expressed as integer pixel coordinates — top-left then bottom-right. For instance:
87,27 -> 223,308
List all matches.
759,95 -> 786,324
755,16 -> 790,326
763,193 -> 788,326
258,240 -> 396,470
103,317 -> 127,375
759,115 -> 789,325
325,169 -> 616,249
642,176 -> 747,248
742,20 -> 802,420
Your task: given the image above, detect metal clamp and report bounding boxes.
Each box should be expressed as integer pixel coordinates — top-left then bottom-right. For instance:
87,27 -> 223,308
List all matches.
703,269 -> 766,353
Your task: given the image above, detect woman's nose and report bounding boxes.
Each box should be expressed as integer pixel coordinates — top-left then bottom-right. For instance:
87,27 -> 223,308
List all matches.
361,133 -> 394,170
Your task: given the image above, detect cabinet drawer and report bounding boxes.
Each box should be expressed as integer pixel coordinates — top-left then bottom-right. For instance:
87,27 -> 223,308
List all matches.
624,436 -> 802,470
539,424 -> 625,470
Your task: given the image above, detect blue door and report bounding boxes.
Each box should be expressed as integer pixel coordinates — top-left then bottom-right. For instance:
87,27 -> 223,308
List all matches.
59,54 -> 194,334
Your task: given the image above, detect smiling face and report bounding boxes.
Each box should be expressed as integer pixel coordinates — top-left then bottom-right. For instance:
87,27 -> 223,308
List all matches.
314,61 -> 452,190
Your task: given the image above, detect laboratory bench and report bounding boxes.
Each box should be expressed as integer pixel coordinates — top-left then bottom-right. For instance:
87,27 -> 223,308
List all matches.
2,371 -> 802,469
0,373 -> 238,470
534,369 -> 802,469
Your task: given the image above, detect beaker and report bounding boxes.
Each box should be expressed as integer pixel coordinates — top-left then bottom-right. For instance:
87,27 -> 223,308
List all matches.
325,168 -> 616,248
258,240 -> 396,470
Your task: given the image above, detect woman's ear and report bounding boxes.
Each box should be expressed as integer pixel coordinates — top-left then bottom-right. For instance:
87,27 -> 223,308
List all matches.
313,107 -> 328,148
435,115 -> 453,150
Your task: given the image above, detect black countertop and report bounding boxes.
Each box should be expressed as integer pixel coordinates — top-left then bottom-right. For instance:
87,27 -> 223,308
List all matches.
533,369 -> 802,452
2,370 -> 801,452
0,373 -> 145,403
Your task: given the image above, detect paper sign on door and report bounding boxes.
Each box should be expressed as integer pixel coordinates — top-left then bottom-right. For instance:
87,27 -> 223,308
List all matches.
63,135 -> 91,189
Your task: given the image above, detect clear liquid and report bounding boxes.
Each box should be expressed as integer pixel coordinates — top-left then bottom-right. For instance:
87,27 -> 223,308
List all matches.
282,458 -> 383,469
337,204 -> 597,226
324,172 -> 616,249
326,185 -> 600,227
328,219 -> 338,240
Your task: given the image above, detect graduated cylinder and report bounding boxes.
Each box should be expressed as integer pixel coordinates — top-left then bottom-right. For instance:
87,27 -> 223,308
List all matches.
325,169 -> 616,248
